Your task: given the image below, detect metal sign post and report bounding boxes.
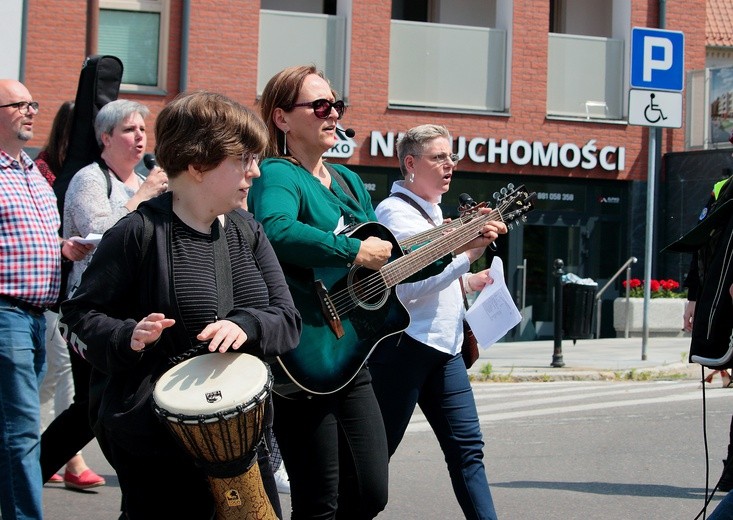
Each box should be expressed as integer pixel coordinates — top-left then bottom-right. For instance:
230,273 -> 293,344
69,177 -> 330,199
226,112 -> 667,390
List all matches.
629,27 -> 685,360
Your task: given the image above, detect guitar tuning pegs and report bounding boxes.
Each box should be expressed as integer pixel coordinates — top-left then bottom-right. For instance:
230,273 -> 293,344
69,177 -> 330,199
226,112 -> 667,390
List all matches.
507,183 -> 515,191
507,222 -> 514,230
500,187 -> 508,196
521,215 -> 528,222
492,192 -> 499,200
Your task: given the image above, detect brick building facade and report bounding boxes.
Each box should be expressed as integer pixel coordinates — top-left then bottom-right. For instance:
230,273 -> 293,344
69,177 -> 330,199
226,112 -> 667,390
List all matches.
10,0 -> 715,338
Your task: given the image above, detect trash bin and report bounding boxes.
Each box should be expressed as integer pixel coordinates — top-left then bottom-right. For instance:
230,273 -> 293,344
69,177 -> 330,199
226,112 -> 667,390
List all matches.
562,282 -> 597,340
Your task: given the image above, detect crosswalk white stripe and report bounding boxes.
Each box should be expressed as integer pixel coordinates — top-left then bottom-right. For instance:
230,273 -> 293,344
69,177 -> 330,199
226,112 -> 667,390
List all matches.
405,382 -> 727,433
470,380 -> 700,402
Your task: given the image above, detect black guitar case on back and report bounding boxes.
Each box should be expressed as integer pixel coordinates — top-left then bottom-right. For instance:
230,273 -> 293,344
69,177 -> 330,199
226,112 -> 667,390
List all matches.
53,55 -> 124,218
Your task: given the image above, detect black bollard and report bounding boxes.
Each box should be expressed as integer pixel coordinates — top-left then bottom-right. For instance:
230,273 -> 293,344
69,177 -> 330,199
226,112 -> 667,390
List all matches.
552,258 -> 565,367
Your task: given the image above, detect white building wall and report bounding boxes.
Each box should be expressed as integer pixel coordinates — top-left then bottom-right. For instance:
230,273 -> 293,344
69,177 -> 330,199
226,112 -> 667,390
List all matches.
0,0 -> 23,79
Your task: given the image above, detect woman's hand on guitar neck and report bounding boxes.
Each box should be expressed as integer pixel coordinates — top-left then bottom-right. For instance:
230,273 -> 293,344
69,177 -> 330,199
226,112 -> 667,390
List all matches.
354,236 -> 393,270
453,220 -> 507,259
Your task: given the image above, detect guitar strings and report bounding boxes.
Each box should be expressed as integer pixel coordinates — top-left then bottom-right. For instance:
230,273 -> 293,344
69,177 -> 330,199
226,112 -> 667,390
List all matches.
326,206 -> 508,315
327,206 -> 505,313
399,207 -> 479,250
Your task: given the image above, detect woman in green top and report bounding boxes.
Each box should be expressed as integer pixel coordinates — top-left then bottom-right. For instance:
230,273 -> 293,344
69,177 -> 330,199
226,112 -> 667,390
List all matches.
248,65 -> 392,520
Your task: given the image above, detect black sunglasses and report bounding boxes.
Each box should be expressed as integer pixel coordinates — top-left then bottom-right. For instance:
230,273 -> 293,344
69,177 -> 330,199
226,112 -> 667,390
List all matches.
290,99 -> 346,120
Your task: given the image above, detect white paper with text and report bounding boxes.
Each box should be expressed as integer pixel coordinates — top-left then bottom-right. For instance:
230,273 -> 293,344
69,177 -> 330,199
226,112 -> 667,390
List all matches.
464,257 -> 522,349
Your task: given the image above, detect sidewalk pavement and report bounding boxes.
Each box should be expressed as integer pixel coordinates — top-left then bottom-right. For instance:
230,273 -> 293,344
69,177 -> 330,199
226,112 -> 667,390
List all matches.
468,335 -> 707,381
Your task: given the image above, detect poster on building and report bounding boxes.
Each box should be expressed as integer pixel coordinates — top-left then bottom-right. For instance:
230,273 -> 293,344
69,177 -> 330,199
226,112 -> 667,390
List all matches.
710,66 -> 733,144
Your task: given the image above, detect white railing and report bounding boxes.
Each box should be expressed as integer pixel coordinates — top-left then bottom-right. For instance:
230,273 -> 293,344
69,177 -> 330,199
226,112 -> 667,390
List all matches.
595,256 -> 637,339
389,20 -> 506,112
547,33 -> 624,120
258,10 -> 346,97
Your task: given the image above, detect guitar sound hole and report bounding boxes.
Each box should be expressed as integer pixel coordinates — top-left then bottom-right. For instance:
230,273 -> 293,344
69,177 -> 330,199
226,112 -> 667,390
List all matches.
347,266 -> 389,310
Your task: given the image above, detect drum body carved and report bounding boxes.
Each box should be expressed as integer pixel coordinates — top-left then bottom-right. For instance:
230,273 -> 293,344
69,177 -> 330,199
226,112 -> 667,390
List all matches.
153,353 -> 276,520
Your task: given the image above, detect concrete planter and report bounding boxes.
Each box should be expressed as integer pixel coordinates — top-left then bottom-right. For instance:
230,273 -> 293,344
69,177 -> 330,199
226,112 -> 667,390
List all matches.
613,298 -> 688,337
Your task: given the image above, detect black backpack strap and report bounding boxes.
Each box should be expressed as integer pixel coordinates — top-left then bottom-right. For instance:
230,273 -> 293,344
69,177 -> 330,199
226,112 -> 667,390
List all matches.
324,163 -> 359,206
212,217 -> 233,319
229,209 -> 256,250
95,159 -> 113,198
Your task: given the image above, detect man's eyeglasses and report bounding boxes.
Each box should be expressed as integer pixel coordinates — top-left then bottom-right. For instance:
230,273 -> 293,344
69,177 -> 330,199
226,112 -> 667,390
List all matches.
0,101 -> 40,115
242,152 -> 259,172
290,99 -> 346,120
414,152 -> 460,165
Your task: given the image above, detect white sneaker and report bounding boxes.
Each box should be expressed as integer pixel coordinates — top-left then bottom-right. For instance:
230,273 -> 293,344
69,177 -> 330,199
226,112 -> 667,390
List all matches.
274,464 -> 290,494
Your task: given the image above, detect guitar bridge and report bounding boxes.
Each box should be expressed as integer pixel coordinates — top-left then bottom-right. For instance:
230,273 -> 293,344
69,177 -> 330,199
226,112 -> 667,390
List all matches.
315,280 -> 345,339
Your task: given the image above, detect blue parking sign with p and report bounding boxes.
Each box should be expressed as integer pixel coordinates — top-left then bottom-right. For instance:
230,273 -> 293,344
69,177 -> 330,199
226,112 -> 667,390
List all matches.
631,27 -> 685,92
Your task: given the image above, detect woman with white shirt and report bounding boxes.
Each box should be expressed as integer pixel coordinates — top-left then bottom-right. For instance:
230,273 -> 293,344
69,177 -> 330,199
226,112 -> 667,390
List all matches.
370,124 -> 505,520
64,99 -> 168,294
41,99 -> 167,486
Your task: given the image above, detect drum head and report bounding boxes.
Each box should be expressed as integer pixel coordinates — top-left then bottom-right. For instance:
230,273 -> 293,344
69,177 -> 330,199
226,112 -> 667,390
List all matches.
153,353 -> 270,418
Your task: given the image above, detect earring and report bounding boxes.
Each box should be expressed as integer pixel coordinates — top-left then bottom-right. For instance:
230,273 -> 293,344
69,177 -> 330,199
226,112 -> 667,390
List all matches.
282,131 -> 288,155
407,172 -> 415,183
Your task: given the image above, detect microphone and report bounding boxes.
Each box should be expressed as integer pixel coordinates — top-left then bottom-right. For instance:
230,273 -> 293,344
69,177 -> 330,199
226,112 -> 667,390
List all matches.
458,193 -> 477,208
143,153 -> 157,171
344,128 -> 356,138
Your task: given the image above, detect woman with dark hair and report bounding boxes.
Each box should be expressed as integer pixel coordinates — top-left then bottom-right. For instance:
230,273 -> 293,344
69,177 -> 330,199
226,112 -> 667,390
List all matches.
34,100 -> 74,185
35,100 -> 107,488
60,91 -> 301,519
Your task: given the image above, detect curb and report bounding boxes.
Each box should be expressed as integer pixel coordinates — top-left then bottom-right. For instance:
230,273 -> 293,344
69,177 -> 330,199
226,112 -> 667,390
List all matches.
469,362 -> 702,383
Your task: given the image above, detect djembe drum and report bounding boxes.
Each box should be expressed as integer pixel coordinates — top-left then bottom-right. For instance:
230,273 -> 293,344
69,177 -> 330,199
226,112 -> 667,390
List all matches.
152,353 -> 276,520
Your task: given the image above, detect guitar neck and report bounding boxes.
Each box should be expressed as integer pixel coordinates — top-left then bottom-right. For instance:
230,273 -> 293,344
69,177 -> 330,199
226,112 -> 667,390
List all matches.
398,215 -> 472,250
381,208 -> 502,288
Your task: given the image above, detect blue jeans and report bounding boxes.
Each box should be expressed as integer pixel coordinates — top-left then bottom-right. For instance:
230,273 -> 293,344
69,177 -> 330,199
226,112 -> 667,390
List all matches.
710,492 -> 733,520
0,299 -> 46,520
370,333 -> 498,520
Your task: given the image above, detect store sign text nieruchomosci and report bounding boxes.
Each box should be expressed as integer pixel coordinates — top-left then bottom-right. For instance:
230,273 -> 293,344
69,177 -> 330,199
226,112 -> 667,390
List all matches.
370,131 -> 626,172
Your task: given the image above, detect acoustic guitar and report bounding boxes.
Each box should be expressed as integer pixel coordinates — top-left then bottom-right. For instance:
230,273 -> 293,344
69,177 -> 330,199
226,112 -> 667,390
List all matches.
272,184 -> 536,396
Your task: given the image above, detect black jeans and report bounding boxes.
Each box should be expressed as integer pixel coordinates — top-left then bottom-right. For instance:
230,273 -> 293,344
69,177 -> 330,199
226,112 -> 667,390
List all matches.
40,344 -> 94,481
273,367 -> 389,520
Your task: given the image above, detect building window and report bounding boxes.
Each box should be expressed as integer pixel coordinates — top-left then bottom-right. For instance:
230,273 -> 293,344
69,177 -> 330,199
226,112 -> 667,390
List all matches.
98,0 -> 169,93
389,0 -> 506,113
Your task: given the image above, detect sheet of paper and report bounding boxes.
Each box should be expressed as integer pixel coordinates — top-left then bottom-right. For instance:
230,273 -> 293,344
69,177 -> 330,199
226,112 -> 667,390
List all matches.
464,257 -> 522,349
70,233 -> 103,246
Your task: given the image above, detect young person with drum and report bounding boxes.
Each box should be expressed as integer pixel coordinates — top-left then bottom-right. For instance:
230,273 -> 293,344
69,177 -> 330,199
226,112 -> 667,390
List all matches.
60,91 -> 302,519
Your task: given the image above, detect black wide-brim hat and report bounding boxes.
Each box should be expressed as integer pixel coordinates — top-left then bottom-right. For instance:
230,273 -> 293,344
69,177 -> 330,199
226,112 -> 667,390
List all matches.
662,199 -> 733,253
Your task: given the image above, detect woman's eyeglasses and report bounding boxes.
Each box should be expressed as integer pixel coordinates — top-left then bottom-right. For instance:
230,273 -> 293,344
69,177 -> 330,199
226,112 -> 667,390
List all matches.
0,101 -> 40,115
413,152 -> 460,165
290,99 -> 346,120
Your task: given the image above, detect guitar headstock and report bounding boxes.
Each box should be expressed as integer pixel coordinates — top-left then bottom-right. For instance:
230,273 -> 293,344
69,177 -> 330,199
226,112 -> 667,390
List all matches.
494,184 -> 537,227
457,201 -> 488,218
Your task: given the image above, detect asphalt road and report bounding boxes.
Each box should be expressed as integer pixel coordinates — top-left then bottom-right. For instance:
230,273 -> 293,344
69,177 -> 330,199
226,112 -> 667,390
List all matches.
40,380 -> 732,519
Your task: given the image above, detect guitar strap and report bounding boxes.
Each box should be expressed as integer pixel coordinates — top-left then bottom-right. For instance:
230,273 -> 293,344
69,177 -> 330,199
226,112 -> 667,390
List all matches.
390,191 -> 435,226
324,162 -> 359,206
391,192 -> 471,311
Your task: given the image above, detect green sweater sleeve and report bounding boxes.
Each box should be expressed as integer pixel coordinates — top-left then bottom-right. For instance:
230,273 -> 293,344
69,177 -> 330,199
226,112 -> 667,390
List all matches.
248,159 -> 376,269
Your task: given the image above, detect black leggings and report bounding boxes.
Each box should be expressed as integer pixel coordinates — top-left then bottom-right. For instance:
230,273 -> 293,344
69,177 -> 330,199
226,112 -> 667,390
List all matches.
40,345 -> 94,481
273,367 -> 389,520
